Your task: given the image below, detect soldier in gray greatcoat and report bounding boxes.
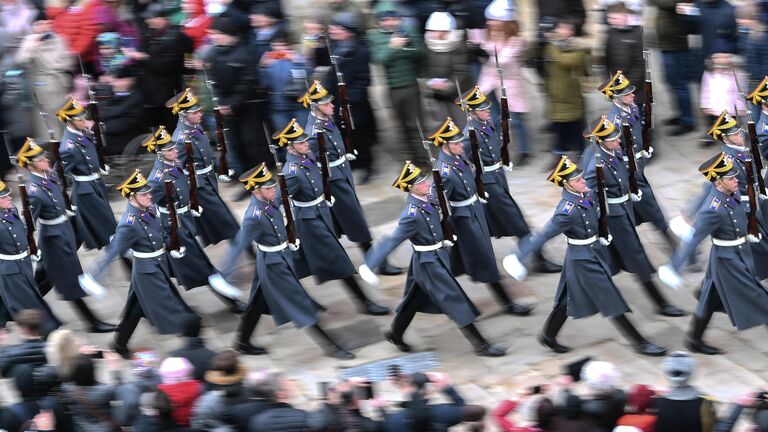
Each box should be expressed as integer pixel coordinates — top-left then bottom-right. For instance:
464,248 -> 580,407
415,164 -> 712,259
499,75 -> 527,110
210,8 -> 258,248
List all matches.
358,161 -> 505,357
502,156 -> 667,357
81,169 -> 199,359
167,88 -> 239,246
428,116 -> 532,316
0,181 -> 60,335
275,118 -> 389,315
599,72 -> 677,249
144,127 -> 245,313
580,115 -> 685,317
227,163 -> 355,359
660,152 -> 768,355
55,96 -> 117,250
301,81 -> 402,275
19,138 -> 115,333
457,86 -> 561,273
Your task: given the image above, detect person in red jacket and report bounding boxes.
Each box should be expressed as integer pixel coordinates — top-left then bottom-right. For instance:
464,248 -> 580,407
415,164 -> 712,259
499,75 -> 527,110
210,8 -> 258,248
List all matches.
46,0 -> 103,66
156,357 -> 204,427
180,0 -> 211,49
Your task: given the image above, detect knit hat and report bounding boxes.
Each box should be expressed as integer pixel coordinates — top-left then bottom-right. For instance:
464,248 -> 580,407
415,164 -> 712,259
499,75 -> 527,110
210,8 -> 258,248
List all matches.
210,16 -> 241,36
425,11 -> 456,31
626,384 -> 655,413
332,12 -> 362,34
374,1 -> 401,19
159,357 -> 194,384
485,0 -> 516,21
663,351 -> 694,386
581,361 -> 619,393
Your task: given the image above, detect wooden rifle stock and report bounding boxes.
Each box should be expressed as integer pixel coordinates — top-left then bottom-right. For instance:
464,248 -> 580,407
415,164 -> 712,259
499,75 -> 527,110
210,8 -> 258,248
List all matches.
212,107 -> 230,178
266,129 -> 298,246
164,180 -> 182,253
620,116 -> 641,196
747,120 -> 767,198
642,51 -> 653,153
314,120 -> 333,202
418,121 -> 455,243
494,46 -> 511,166
18,182 -> 38,257
326,36 -> 356,156
82,78 -> 107,170
595,158 -> 610,242
468,128 -> 488,199
46,135 -> 73,212
744,159 -> 761,238
183,139 -> 200,212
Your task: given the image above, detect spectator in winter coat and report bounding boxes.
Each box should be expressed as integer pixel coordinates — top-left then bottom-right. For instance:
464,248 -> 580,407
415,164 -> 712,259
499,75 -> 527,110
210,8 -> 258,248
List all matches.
616,384 -> 657,432
60,354 -> 121,432
180,0 -> 211,49
157,357 -> 203,427
190,350 -> 249,430
0,309 -> 48,378
169,315 -> 218,382
47,0 -> 103,65
652,352 -> 718,432
99,63 -> 144,154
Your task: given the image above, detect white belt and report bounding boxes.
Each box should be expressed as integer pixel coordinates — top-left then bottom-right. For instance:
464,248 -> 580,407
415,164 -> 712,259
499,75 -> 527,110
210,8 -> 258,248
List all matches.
712,237 -> 746,247
329,158 -> 346,168
606,194 -> 630,204
157,205 -> 190,215
72,173 -> 100,182
256,241 -> 287,252
483,161 -> 503,172
196,164 -> 213,175
412,242 -> 443,252
567,235 -> 597,245
292,196 -> 324,207
740,195 -> 751,202
39,214 -> 69,225
449,194 -> 478,207
130,248 -> 166,258
0,250 -> 29,260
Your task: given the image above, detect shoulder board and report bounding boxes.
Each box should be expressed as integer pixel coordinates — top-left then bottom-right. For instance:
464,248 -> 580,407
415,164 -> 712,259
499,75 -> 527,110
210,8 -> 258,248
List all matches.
151,170 -> 163,181
287,162 -> 298,175
612,114 -> 621,127
762,122 -> 768,134
251,207 -> 262,219
709,197 -> 721,210
407,204 -> 417,217
27,183 -> 38,195
561,201 -> 574,214
63,139 -> 75,149
440,162 -> 450,176
126,214 -> 135,225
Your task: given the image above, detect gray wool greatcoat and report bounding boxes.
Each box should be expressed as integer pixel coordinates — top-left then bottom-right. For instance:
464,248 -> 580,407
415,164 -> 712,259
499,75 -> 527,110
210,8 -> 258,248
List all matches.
670,188 -> 768,330
518,189 -> 630,318
306,113 -> 372,243
461,117 -> 531,238
365,194 -> 480,327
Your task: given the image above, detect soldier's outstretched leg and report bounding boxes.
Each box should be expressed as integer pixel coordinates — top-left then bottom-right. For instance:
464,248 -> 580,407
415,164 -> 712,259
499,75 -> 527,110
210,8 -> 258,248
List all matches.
360,242 -> 402,276
685,308 -> 722,355
487,281 -> 533,316
307,324 -> 355,360
530,251 -> 562,274
71,299 -> 117,333
460,323 -> 506,357
341,276 -> 390,315
112,297 -> 142,359
385,293 -> 422,353
234,293 -> 268,355
611,314 -> 667,357
538,303 -> 570,353
640,279 -> 686,317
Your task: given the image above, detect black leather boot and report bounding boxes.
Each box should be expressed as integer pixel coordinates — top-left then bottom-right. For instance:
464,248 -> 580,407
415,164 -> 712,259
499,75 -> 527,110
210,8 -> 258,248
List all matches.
612,314 -> 667,357
641,280 -> 686,317
538,304 -> 570,353
308,325 -> 355,360
342,276 -> 390,315
530,252 -> 562,274
112,308 -> 141,359
386,301 -> 417,352
72,299 -> 117,333
34,266 -> 54,297
460,323 -> 506,357
234,307 -> 268,355
684,311 -> 722,355
487,282 -> 532,316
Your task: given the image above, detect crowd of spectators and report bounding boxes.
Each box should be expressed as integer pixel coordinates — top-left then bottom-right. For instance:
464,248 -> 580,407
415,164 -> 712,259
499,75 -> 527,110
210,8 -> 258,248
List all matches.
0,309 -> 766,431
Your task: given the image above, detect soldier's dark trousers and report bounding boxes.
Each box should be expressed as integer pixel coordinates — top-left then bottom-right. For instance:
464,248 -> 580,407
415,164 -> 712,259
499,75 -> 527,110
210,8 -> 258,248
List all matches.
236,291 -> 265,344
612,314 -> 651,346
543,303 -> 568,339
115,295 -> 143,349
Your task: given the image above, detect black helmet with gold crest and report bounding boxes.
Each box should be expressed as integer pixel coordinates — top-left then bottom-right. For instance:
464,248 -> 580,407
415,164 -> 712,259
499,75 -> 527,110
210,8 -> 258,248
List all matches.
706,111 -> 741,141
55,96 -> 87,122
272,118 -> 309,147
598,71 -> 635,99
547,155 -> 583,187
455,85 -> 491,111
699,152 -> 738,182
117,169 -> 152,198
747,76 -> 768,105
298,80 -> 334,108
393,161 -> 428,192
239,162 -> 276,191
587,115 -> 622,143
142,126 -> 174,153
427,117 -> 464,146
165,88 -> 202,115
16,138 -> 46,168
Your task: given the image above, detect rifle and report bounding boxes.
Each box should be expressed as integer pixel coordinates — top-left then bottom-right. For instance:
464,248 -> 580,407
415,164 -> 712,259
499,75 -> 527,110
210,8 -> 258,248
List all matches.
744,158 -> 761,241
455,79 -> 488,202
620,113 -> 641,199
203,66 -> 233,182
30,88 -> 73,213
595,153 -> 611,243
494,46 -> 511,167
314,115 -> 333,203
183,139 -> 201,213
325,36 -> 357,158
265,124 -> 298,245
3,133 -> 38,257
164,180 -> 182,253
417,120 -> 456,244
642,51 -> 653,156
78,55 -> 107,171
733,72 -> 768,199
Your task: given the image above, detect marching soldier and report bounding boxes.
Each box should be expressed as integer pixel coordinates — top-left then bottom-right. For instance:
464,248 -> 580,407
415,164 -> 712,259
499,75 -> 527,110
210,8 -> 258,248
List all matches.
19,139 -> 115,333
502,156 -> 668,356
456,86 -> 561,273
300,81 -> 402,275
428,117 -> 532,315
748,76 -> 768,158
580,116 -> 685,317
0,180 -> 60,335
144,127 -> 245,313
358,162 -> 505,357
274,119 -> 390,315
598,72 -> 677,249
55,96 -> 117,250
660,153 -> 768,354
228,164 -> 355,359
167,88 -> 240,246
80,170 -> 199,358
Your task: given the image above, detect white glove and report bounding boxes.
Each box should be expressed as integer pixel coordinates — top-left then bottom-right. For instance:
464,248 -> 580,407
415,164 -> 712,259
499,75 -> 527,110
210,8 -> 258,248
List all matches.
669,215 -> 695,243
288,240 -> 301,251
218,174 -> 232,183
646,146 -> 654,158
599,234 -> 613,246
760,188 -> 768,200
478,191 -> 489,204
100,165 -> 111,175
65,209 -> 76,217
170,246 -> 186,259
502,254 -> 528,281
631,190 -> 643,202
345,151 -> 357,161
503,162 -> 514,172
748,233 -> 762,243
31,250 -> 41,262
658,264 -> 682,290
441,239 -> 454,247
358,264 -> 380,286
208,273 -> 242,300
78,273 -> 106,298
326,196 -> 336,207
191,207 -> 203,217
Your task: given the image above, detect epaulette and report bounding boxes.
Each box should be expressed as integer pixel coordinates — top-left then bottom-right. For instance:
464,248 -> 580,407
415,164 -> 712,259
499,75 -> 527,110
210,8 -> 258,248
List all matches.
63,139 -> 75,150
126,214 -> 135,225
252,206 -> 262,219
561,201 -> 575,214
762,122 -> 768,134
287,162 -> 298,175
440,162 -> 450,176
407,204 -> 417,217
612,114 -> 622,127
709,196 -> 721,210
151,170 -> 163,180
27,183 -> 38,195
